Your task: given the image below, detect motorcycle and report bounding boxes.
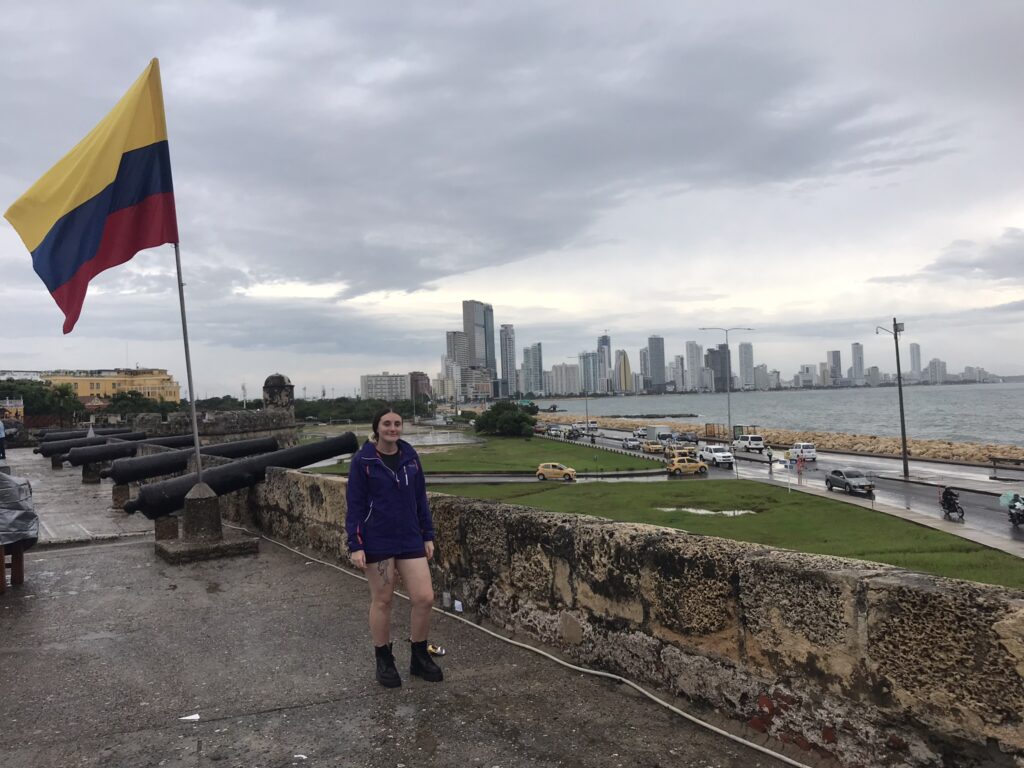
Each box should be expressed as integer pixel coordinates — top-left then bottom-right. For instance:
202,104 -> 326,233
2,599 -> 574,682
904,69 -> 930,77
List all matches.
999,492 -> 1023,528
940,490 -> 964,521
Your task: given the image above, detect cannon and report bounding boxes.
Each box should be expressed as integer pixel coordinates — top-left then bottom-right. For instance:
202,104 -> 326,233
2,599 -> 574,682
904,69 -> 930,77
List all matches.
123,434 -> 359,519
34,432 -> 149,457
39,427 -> 135,442
100,437 -> 281,485
64,435 -> 197,467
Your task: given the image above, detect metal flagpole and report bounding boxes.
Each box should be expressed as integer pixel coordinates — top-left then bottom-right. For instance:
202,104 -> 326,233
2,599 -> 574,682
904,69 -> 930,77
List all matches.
174,243 -> 204,483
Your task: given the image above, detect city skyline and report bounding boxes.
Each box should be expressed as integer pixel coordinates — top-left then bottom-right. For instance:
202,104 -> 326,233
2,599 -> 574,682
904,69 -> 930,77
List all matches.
2,5 -> 1022,397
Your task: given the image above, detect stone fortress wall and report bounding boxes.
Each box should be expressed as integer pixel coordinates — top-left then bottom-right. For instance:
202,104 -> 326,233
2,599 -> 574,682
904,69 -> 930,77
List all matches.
128,409 -> 298,447
218,468 -> 1024,768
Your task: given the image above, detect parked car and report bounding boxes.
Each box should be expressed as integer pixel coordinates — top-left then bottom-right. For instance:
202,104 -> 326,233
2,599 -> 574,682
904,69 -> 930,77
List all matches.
825,468 -> 874,495
532,424 -> 547,434
536,462 -> 576,481
632,427 -> 647,438
697,444 -> 734,468
666,457 -> 708,476
732,434 -> 766,454
621,437 -> 641,450
789,442 -> 817,461
641,440 -> 664,454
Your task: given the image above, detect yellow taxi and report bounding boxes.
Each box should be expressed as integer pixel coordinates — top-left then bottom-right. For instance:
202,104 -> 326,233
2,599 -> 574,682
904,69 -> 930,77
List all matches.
641,440 -> 664,454
666,456 -> 708,476
664,447 -> 697,461
536,462 -> 577,481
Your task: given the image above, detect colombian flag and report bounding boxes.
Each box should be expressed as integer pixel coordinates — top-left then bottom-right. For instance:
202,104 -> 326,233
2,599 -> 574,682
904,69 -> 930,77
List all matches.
4,59 -> 178,334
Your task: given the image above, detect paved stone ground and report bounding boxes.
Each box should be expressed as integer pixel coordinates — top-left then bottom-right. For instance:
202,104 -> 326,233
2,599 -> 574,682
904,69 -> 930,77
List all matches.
1,447 -> 803,768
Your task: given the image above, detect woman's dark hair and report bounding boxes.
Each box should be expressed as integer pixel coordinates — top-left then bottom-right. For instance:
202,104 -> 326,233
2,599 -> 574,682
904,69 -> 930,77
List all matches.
371,407 -> 402,439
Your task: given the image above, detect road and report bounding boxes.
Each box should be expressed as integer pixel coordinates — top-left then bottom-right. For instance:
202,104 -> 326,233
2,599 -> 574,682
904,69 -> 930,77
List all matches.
439,428 -> 1024,544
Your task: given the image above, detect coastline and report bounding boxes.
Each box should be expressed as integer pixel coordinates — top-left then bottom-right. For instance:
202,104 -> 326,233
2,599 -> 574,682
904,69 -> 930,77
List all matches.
533,414 -> 1024,463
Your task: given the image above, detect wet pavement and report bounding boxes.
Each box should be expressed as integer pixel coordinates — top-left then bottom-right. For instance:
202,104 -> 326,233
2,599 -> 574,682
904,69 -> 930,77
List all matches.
0,447 -> 800,768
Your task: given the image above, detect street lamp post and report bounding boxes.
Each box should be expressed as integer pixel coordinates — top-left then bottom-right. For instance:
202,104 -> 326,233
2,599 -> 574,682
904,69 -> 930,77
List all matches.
699,326 -> 754,440
876,317 -> 910,479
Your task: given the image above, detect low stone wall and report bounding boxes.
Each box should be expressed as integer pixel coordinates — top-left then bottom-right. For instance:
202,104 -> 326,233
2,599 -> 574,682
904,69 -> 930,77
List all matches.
225,469 -> 1024,767
129,410 -> 297,446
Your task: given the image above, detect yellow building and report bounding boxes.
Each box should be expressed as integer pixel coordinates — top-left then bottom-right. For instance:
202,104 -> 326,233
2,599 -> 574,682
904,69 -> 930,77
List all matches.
44,368 -> 181,402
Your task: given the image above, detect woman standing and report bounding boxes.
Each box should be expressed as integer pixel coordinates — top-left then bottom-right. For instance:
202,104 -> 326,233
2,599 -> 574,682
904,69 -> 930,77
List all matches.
346,408 -> 443,688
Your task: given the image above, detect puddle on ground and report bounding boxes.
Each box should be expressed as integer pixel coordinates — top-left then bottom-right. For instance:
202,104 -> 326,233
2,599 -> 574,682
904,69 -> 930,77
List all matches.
656,507 -> 756,516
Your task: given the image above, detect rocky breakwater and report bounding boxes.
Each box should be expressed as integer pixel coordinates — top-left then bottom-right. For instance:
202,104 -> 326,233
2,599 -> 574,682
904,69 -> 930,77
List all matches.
536,414 -> 1024,463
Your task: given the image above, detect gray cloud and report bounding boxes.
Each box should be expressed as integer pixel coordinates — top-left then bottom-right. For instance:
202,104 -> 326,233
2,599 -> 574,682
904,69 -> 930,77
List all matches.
870,228 -> 1024,285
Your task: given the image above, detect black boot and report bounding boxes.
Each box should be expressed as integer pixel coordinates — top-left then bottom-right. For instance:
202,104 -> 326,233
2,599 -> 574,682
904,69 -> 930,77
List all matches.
375,643 -> 401,688
410,640 -> 444,682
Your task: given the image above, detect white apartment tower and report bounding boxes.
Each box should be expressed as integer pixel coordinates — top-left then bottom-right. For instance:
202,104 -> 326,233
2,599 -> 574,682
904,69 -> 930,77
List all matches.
684,341 -> 703,391
499,324 -> 516,397
738,342 -> 754,390
851,342 -> 865,386
910,343 -> 922,381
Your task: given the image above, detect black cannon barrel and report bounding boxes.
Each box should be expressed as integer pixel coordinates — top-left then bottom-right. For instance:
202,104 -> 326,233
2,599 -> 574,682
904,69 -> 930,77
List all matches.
35,432 -> 149,457
124,434 -> 358,518
40,427 -> 135,443
65,435 -> 197,467
100,437 -> 280,484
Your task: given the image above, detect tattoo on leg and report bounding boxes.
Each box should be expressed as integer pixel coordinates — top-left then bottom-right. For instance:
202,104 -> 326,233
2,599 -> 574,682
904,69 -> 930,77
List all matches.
377,559 -> 391,585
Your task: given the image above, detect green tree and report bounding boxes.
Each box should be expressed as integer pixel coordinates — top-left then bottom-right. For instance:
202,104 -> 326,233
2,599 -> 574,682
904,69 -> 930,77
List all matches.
474,401 -> 535,437
107,390 -> 162,417
50,384 -> 80,427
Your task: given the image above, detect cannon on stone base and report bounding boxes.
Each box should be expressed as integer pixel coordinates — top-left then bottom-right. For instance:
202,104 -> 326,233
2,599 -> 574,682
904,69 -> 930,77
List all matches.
123,434 -> 358,519
64,435 -> 197,466
34,432 -> 149,457
101,437 -> 281,485
39,427 -> 135,443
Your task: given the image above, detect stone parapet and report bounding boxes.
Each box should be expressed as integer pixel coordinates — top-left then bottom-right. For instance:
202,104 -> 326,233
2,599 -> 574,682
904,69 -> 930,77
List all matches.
129,410 -> 297,446
223,469 -> 1024,767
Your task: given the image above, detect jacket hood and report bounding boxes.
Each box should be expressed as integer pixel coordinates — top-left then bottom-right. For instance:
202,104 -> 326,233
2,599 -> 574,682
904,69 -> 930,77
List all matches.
356,438 -> 415,461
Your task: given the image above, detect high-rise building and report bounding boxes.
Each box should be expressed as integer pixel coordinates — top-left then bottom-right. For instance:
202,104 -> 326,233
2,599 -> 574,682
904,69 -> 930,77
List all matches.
639,347 -> 650,381
647,335 -> 665,390
522,343 -> 544,394
910,343 -> 922,381
865,366 -> 882,387
499,324 -> 516,397
360,372 -> 410,401
738,342 -> 754,390
446,331 -> 469,367
753,363 -> 769,390
408,371 -> 431,402
597,334 -> 612,393
851,343 -> 865,386
827,350 -> 842,386
672,355 -> 685,391
612,349 -> 632,393
550,363 -> 581,395
704,345 -> 730,393
798,364 -> 816,388
685,341 -> 703,391
927,358 -> 947,384
818,361 -> 830,387
578,351 -> 599,394
462,300 -> 495,374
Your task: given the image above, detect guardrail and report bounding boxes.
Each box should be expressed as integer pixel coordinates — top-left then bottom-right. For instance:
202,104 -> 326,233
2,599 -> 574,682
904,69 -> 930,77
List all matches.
989,456 -> 1024,481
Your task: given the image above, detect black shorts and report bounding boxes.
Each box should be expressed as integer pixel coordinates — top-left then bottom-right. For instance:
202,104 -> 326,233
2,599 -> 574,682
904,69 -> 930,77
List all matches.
364,550 -> 426,564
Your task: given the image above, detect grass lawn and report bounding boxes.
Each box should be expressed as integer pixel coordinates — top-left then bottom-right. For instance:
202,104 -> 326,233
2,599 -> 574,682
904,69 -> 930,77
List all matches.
314,435 -> 659,475
430,479 -> 1024,589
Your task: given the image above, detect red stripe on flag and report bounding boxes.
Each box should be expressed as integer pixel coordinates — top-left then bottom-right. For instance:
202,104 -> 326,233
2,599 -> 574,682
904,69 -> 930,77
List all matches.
50,192 -> 178,333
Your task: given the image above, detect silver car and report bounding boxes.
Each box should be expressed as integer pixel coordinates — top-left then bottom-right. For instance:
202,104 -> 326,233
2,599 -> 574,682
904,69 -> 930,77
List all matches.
825,468 -> 874,495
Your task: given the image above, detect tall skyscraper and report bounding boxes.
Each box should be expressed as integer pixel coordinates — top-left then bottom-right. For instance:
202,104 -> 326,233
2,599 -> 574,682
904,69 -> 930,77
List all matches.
612,349 -> 632,393
738,342 -> 754,390
827,350 -> 842,386
639,347 -> 650,379
704,345 -> 730,393
685,341 -> 703,391
910,343 -> 922,381
672,355 -> 685,391
597,334 -> 611,393
499,324 -> 516,396
578,351 -> 599,394
462,300 -> 495,373
445,331 -> 469,367
522,343 -> 543,394
851,342 -> 865,386
647,335 -> 665,390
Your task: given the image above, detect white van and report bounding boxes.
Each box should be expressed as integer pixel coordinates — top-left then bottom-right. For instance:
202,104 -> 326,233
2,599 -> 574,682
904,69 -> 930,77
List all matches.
789,442 -> 817,461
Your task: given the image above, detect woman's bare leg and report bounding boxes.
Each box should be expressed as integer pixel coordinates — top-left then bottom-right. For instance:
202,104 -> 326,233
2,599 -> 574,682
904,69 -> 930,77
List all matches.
365,558 -> 397,645
395,557 -> 434,642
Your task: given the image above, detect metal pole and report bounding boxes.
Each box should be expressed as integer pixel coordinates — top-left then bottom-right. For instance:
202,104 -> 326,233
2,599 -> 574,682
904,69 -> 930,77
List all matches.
724,329 -> 732,439
174,243 -> 203,482
893,317 -> 909,479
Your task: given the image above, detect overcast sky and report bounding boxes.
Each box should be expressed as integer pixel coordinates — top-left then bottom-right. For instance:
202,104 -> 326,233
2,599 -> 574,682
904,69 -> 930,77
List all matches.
2,2 -> 1022,398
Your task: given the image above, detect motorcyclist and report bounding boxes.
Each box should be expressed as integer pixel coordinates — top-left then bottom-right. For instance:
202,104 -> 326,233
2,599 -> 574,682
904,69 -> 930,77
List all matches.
940,486 -> 958,507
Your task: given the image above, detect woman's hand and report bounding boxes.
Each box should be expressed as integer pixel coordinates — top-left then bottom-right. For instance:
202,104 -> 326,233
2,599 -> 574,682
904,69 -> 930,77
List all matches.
424,541 -> 435,560
349,550 -> 366,570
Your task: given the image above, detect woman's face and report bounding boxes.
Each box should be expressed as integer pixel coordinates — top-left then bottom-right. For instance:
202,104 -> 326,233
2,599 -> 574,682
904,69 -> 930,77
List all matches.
377,412 -> 403,442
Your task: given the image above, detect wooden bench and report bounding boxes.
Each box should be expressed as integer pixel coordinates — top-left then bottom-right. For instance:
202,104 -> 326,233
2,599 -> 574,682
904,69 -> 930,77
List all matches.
1,540 -> 25,594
